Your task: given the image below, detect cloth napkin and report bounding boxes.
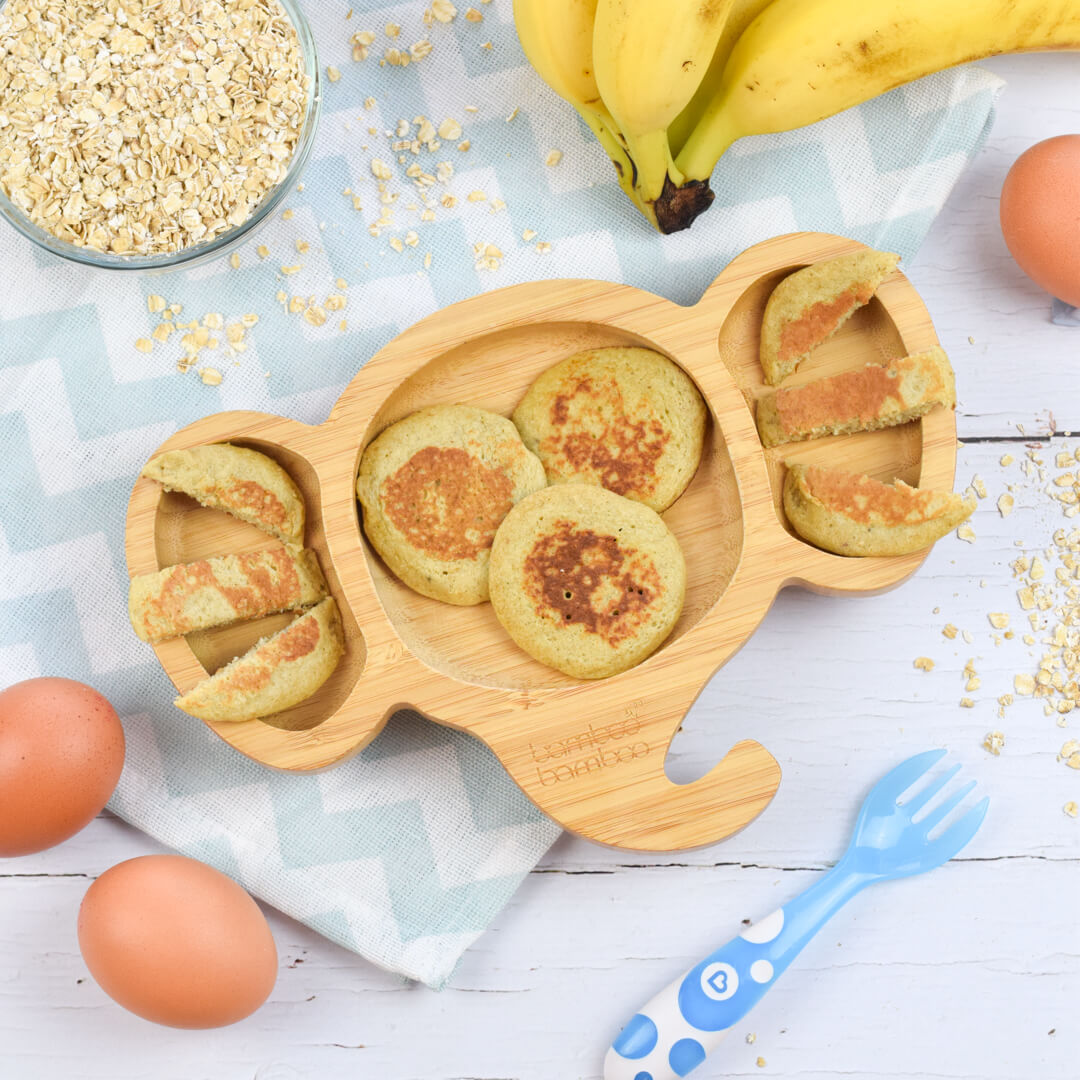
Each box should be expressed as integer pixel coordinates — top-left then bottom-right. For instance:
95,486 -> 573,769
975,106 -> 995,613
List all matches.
0,0 -> 1003,988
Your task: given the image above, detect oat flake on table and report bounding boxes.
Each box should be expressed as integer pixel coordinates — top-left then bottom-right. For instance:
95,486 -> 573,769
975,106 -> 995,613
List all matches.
0,0 -> 308,255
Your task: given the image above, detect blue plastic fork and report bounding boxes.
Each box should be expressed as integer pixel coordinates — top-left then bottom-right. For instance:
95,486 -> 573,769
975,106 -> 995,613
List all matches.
603,750 -> 989,1080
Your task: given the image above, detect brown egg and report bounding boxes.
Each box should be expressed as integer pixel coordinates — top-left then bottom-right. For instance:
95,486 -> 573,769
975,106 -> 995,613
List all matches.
1000,134 -> 1080,307
0,677 -> 125,857
78,854 -> 278,1028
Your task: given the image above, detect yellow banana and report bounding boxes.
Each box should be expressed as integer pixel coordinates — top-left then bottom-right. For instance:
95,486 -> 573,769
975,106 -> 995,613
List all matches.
666,0 -> 775,156
592,0 -> 733,225
513,0 -> 657,225
676,0 -> 1080,187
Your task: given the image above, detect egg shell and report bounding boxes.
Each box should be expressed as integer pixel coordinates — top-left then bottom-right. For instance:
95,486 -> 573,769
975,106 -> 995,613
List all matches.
0,677 -> 125,857
1000,134 -> 1080,307
78,854 -> 278,1028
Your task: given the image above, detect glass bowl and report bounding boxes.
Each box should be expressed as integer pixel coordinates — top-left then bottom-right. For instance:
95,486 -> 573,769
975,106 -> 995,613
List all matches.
0,0 -> 321,273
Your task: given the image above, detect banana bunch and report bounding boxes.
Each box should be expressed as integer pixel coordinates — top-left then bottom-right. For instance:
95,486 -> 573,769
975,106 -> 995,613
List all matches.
514,0 -> 1080,233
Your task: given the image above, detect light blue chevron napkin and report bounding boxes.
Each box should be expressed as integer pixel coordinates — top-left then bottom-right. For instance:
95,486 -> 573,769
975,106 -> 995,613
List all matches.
0,0 -> 1002,987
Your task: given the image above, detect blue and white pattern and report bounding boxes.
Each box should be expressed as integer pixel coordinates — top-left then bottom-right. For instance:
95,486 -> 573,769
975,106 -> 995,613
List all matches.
0,1 -> 1001,988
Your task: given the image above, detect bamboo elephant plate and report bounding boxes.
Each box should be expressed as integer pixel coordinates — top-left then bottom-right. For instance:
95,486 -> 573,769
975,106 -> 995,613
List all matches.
125,232 -> 957,851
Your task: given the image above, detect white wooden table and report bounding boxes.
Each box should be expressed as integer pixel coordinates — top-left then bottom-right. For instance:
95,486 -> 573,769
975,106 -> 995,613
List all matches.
3,55 -> 1078,1080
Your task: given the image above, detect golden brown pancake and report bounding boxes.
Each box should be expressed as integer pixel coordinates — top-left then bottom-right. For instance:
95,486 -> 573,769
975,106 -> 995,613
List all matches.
512,347 -> 706,512
356,405 -> 548,605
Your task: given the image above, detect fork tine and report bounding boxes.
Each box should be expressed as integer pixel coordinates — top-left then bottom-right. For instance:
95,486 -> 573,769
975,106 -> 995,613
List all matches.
919,779 -> 978,832
902,763 -> 961,815
932,795 -> 990,859
871,748 -> 947,803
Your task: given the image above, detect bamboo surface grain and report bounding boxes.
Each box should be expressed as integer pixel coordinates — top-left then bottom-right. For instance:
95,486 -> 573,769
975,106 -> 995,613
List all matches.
125,232 -> 958,851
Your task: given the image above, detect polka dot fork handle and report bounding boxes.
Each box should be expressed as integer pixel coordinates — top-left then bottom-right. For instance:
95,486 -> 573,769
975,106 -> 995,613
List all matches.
603,750 -> 989,1080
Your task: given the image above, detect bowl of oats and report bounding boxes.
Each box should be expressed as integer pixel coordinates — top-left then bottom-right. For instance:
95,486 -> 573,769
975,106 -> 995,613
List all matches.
0,0 -> 320,270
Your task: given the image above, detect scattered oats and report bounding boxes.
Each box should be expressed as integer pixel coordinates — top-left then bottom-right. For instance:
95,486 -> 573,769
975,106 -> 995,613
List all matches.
226,324 -> 245,345
423,251 -> 433,269
436,161 -> 455,182
383,46 -> 410,66
364,96 -> 377,109
336,278 -> 349,290
296,239 -> 311,254
458,139 -> 471,152
353,196 -> 364,211
468,190 -> 487,202
956,524 -> 976,543
352,29 -> 376,61
256,245 -> 270,260
545,149 -> 564,167
371,159 -> 394,181
465,104 -> 479,113
960,698 -> 975,708
199,367 -> 223,387
289,296 -> 305,314
998,493 -> 1015,517
536,241 -> 553,254
203,313 -> 224,331
1000,453 -> 1015,467
523,228 -> 538,242
404,230 -> 420,247
982,730 -> 1005,756
441,194 -> 458,208
303,304 -> 328,327
281,264 -> 303,276
339,319 -> 348,332
1065,801 -> 1078,818
943,623 -> 958,639
914,656 -> 935,672
1018,586 -> 1036,610
389,236 -> 404,253
1014,673 -> 1036,695
275,290 -> 288,304
746,1033 -> 757,1045
420,208 -> 436,222
411,39 -> 433,60
971,474 -> 987,499
428,0 -> 458,23
966,675 -> 981,692
491,198 -> 507,212
325,294 -> 347,311
1031,556 -> 1046,580
968,335 -> 975,345
756,1059 -> 766,1070
465,6 -> 483,21
962,629 -> 974,644
506,107 -> 519,122
481,40 -> 493,49
241,314 -> 259,329
282,210 -> 295,222
147,295 -> 167,314
151,323 -> 174,344
134,338 -> 154,354
327,65 -> 342,82
988,612 -> 1010,630
385,22 -> 401,37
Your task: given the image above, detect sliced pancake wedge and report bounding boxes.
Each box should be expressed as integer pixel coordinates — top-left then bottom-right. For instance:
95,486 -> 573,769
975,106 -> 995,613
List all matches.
129,547 -> 327,644
512,346 -> 706,512
756,346 -> 955,448
489,484 -> 686,679
783,464 -> 975,557
760,248 -> 900,385
142,444 -> 305,547
174,597 -> 344,723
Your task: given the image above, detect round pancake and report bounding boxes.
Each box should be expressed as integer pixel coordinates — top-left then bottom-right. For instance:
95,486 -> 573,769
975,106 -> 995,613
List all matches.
356,405 -> 547,605
512,347 -> 707,512
489,484 -> 686,679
